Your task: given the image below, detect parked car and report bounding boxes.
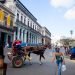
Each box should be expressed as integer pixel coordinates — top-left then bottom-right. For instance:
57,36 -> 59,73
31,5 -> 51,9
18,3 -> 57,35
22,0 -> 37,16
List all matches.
70,47 -> 75,60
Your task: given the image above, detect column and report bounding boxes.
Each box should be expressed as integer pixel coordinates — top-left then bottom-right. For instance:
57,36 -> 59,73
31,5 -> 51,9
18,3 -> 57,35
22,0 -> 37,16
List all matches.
30,33 -> 31,44
28,32 -> 30,44
36,36 -> 37,44
32,34 -> 33,44
21,29 -> 23,42
24,30 -> 27,43
32,34 -> 34,44
17,27 -> 20,40
44,38 -> 45,45
31,34 -> 32,44
37,36 -> 38,44
34,36 -> 36,44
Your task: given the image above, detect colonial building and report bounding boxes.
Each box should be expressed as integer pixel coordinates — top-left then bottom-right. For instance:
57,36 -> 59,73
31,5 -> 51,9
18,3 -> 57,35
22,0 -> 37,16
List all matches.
41,27 -> 51,45
0,3 -> 14,47
4,0 -> 43,45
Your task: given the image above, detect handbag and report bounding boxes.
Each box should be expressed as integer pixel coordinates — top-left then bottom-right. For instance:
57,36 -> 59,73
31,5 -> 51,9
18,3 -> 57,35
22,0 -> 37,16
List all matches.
61,64 -> 66,71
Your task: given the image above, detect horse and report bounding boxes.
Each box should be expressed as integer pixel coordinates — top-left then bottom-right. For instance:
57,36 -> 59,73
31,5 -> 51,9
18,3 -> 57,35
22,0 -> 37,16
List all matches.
24,44 -> 48,64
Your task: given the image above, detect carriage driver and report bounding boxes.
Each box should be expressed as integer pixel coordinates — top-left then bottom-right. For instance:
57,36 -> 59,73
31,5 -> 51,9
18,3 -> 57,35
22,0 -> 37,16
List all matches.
7,40 -> 31,62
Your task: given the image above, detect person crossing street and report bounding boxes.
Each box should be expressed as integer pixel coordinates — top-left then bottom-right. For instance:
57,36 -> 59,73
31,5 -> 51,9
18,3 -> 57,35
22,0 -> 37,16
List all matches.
51,47 -> 65,75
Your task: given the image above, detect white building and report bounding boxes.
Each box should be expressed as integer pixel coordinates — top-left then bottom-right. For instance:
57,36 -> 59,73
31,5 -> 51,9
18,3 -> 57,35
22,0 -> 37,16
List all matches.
4,0 -> 43,45
42,27 -> 51,45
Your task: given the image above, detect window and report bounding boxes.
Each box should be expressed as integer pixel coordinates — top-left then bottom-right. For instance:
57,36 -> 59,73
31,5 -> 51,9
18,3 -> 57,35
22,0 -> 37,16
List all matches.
10,19 -> 13,27
24,16 -> 26,24
33,25 -> 34,29
17,13 -> 19,20
30,21 -> 32,28
28,19 -> 29,27
35,25 -> 36,30
21,15 -> 23,22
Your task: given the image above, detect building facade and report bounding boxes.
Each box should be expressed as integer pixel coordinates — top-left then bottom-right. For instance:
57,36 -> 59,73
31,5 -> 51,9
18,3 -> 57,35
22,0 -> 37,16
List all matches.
4,0 -> 51,46
0,3 -> 14,47
42,27 -> 51,45
4,0 -> 43,45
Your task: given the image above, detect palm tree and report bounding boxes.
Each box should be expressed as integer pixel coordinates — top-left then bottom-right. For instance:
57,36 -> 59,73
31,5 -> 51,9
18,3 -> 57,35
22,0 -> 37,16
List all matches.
70,30 -> 73,38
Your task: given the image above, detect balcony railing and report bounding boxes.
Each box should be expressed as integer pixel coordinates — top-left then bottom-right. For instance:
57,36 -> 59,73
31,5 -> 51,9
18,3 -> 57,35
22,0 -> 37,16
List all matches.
16,19 -> 42,35
0,21 -> 14,32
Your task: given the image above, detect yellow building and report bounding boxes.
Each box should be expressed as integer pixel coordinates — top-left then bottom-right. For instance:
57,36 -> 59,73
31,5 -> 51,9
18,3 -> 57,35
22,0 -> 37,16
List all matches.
0,3 -> 14,47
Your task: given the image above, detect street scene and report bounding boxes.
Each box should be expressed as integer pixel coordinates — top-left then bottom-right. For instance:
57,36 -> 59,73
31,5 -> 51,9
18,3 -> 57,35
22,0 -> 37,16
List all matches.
5,48 -> 75,75
0,0 -> 75,75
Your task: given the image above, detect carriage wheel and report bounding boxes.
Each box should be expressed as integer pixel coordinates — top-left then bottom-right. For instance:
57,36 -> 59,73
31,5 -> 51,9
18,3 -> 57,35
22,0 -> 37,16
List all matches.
12,56 -> 23,68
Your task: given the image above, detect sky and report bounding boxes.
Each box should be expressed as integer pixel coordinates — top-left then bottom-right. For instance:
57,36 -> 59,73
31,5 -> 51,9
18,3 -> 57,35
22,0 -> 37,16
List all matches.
20,0 -> 75,42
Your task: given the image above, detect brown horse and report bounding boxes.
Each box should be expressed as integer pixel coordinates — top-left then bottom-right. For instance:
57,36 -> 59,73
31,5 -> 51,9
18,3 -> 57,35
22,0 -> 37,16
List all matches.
24,45 -> 48,64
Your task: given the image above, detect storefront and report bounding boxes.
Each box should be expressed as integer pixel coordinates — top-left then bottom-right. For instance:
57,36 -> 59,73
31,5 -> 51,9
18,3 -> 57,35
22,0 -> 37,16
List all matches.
0,25 -> 14,47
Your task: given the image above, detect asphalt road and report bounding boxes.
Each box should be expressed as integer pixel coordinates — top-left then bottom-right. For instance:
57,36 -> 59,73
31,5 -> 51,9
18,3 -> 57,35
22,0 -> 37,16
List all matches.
4,48 -> 75,75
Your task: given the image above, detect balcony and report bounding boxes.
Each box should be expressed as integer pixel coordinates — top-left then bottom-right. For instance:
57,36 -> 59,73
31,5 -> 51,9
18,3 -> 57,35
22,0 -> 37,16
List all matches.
16,19 -> 42,36
0,21 -> 14,33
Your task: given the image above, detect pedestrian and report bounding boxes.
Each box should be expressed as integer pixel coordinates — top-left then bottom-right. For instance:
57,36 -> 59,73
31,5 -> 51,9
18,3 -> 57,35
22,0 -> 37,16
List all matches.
51,47 -> 65,75
12,39 -> 22,55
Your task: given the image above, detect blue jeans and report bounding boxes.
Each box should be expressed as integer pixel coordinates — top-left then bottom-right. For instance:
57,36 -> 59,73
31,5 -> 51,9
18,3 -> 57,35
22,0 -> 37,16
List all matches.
56,61 -> 62,75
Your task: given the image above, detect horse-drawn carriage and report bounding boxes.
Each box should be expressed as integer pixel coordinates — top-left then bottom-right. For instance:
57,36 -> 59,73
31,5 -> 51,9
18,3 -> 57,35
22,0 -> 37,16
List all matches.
7,44 -> 49,68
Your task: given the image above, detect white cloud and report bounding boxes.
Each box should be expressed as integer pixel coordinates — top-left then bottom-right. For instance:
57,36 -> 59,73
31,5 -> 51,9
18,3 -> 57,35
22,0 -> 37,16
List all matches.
64,7 -> 75,20
50,0 -> 75,20
50,0 -> 75,8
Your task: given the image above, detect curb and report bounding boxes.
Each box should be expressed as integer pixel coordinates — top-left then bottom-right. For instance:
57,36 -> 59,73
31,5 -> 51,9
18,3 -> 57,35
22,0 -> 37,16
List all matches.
65,57 -> 75,63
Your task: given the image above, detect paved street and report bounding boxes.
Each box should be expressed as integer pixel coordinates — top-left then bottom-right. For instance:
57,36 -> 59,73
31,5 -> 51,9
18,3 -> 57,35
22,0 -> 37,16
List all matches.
4,48 -> 75,75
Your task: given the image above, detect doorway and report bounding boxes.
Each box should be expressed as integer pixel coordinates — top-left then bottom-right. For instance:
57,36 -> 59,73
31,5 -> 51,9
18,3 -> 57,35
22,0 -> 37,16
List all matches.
0,32 -> 5,46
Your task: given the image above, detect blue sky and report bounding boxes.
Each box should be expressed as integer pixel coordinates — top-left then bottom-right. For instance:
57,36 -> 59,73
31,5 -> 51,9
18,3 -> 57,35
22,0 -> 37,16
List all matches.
20,0 -> 75,41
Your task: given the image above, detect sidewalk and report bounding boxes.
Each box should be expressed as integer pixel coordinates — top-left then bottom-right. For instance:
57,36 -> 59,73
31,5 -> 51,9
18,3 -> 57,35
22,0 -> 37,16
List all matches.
65,55 -> 75,63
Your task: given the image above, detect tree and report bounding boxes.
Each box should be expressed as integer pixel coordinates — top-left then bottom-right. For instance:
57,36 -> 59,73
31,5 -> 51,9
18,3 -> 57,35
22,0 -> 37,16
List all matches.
70,30 -> 73,38
59,38 -> 74,46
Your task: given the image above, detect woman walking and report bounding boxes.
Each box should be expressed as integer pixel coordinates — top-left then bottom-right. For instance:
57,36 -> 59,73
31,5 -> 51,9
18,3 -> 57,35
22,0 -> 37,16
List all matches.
51,47 -> 65,75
